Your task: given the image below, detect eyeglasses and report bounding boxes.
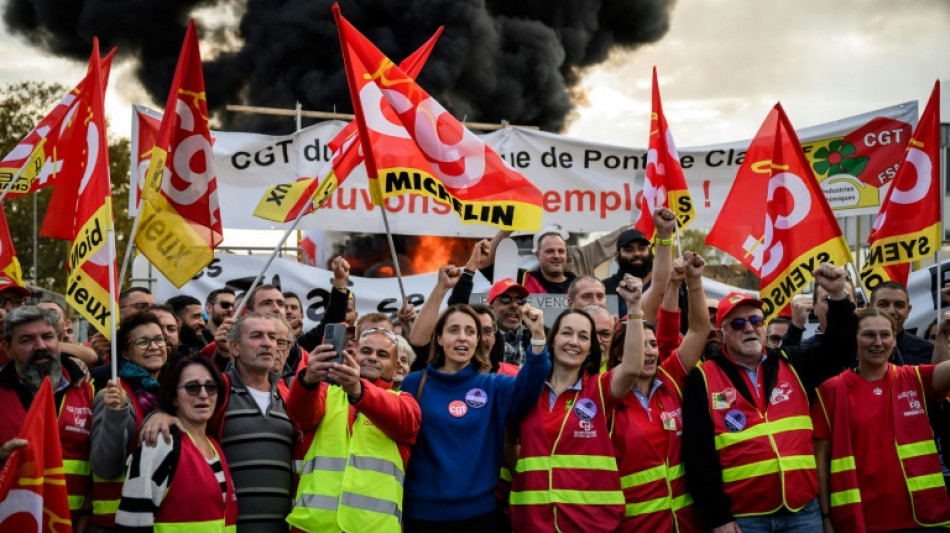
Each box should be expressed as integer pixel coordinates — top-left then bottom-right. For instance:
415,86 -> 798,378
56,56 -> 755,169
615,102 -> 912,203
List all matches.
0,296 -> 26,307
129,335 -> 167,348
360,326 -> 398,342
496,295 -> 527,305
859,331 -> 893,341
179,381 -> 218,397
727,316 -> 765,331
217,301 -> 234,310
275,338 -> 290,349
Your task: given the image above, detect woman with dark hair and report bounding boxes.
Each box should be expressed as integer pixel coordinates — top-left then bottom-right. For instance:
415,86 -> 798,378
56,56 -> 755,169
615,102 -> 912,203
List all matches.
400,302 -> 550,532
115,355 -> 237,532
814,308 -> 950,532
509,274 -> 645,533
607,252 -> 709,532
89,312 -> 168,531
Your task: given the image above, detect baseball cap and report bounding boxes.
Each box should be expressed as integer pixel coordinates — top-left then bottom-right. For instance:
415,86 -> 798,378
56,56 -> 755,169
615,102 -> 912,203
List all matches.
715,291 -> 764,328
488,278 -> 529,304
617,228 -> 650,250
532,224 -> 570,253
0,275 -> 30,297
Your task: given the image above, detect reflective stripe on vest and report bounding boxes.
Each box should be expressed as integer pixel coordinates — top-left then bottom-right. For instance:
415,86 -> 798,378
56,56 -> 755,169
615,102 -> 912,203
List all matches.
699,358 -> 817,516
713,415 -> 813,450
91,473 -> 122,516
63,458 -> 91,510
288,386 -> 405,533
155,519 -> 236,533
620,462 -> 693,517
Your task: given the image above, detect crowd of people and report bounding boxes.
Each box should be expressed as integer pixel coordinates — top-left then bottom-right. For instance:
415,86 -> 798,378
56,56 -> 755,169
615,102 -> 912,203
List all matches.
2,207 -> 950,532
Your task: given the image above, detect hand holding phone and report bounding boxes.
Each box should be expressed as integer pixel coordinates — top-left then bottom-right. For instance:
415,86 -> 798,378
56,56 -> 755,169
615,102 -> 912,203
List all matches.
323,323 -> 347,385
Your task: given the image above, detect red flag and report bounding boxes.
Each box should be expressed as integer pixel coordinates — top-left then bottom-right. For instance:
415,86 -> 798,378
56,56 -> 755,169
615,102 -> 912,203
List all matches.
39,39 -> 118,338
333,5 -> 542,231
0,206 -> 25,288
0,49 -> 115,199
136,20 -> 223,288
706,103 -> 852,318
253,27 -> 443,224
860,81 -> 941,290
0,378 -> 72,532
635,67 -> 695,237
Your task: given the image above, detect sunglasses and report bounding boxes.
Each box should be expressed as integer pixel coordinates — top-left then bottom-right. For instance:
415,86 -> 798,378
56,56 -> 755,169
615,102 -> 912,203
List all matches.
727,316 -> 765,331
360,326 -> 398,341
217,301 -> 234,310
129,335 -> 167,349
496,295 -> 527,305
179,381 -> 219,397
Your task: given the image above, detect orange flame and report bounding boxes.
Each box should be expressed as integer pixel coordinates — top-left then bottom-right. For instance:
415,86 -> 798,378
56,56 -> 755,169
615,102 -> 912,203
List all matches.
408,236 -> 477,274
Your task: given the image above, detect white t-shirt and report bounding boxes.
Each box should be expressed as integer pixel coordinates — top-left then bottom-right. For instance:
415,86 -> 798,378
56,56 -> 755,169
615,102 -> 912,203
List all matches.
247,387 -> 272,415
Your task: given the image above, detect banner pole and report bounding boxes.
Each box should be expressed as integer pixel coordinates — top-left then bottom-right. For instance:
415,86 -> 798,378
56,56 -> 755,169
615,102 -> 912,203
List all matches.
107,227 -> 119,383
378,205 -> 409,306
937,137 -> 946,327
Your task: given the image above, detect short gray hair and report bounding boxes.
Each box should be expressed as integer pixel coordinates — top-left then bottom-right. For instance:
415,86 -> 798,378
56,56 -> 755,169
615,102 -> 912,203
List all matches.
5,306 -> 60,342
393,335 -> 416,366
228,311 -> 280,343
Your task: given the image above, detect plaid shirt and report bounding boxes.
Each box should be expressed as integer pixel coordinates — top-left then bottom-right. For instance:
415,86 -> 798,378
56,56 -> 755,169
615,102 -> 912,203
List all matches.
500,324 -> 532,367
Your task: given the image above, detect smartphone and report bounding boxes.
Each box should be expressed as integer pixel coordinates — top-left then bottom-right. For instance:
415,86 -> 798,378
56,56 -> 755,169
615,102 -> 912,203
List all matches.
322,323 -> 346,385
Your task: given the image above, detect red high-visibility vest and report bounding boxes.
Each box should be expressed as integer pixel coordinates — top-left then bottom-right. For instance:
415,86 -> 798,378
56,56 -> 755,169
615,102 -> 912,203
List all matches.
698,356 -> 817,516
815,364 -> 950,530
154,433 -> 238,532
610,367 -> 702,532
510,373 -> 624,533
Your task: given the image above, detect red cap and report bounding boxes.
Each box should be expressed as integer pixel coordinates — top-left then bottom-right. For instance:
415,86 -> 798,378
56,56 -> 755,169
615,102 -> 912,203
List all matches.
0,275 -> 30,297
488,278 -> 529,304
716,291 -> 763,328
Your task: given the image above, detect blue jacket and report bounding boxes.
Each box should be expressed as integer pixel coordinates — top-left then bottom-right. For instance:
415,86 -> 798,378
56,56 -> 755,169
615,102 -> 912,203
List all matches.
400,346 -> 550,521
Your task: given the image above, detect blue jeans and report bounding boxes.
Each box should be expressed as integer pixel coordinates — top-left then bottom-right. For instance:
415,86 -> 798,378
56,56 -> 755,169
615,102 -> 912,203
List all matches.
733,498 -> 821,533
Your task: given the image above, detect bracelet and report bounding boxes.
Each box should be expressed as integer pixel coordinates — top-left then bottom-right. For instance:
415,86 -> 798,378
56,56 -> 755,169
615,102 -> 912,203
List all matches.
462,268 -> 475,276
654,237 -> 673,246
530,338 -> 546,346
623,313 -> 644,321
821,513 -> 831,520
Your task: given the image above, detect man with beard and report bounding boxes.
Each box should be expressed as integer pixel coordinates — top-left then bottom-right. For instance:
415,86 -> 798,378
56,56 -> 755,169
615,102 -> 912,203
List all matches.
201,287 -> 235,345
602,208 -> 687,324
283,292 -> 304,338
167,294 -> 207,355
0,306 -> 95,526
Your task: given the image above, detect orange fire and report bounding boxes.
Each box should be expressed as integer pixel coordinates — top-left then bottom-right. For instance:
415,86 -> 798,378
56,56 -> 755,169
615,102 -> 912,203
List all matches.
408,236 -> 477,274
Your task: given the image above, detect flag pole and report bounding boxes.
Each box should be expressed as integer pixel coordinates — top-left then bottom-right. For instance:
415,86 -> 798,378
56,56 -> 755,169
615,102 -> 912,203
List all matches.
118,201 -> 143,288
937,138 -> 946,327
107,227 -> 119,383
378,205 -> 409,306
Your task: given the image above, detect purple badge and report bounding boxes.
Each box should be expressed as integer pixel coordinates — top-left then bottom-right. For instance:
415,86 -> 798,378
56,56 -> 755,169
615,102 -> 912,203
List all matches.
573,398 -> 597,420
465,388 -> 487,408
724,409 -> 747,432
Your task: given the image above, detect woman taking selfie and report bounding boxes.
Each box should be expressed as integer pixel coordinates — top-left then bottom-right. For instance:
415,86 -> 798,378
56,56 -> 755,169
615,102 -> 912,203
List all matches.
509,274 -> 644,533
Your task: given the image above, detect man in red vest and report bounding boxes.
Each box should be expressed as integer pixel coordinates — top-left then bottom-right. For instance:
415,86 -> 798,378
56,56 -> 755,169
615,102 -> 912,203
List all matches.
682,263 -> 856,532
0,305 -> 94,528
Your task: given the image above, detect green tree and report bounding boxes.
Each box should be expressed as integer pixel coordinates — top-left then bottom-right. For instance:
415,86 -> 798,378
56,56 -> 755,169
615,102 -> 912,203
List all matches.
0,81 -> 133,294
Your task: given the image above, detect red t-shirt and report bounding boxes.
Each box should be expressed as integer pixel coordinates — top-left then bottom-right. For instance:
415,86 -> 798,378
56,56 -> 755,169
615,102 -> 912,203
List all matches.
619,353 -> 689,456
542,370 -> 618,445
811,365 -> 942,531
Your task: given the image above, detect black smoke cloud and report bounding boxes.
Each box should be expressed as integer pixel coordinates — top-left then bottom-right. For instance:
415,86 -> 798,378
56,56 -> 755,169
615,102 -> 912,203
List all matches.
3,0 -> 674,133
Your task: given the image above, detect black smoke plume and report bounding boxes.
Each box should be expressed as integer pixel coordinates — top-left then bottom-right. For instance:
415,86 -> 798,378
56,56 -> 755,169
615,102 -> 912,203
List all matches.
3,0 -> 675,133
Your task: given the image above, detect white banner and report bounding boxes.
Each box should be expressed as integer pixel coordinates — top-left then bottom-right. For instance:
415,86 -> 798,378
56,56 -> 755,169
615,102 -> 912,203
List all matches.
132,102 -> 917,236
